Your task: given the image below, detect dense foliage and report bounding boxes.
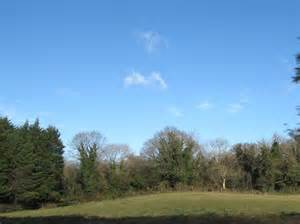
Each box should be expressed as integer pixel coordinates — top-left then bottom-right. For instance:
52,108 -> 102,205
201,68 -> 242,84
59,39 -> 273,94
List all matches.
1,124 -> 300,209
63,128 -> 300,202
293,53 -> 300,83
0,119 -> 64,208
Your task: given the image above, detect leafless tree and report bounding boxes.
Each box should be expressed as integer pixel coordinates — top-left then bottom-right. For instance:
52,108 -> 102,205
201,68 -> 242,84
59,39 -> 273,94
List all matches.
71,131 -> 106,161
207,138 -> 233,191
102,144 -> 130,164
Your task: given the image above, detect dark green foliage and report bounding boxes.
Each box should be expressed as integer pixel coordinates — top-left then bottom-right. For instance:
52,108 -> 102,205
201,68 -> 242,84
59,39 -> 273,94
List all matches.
291,53 -> 300,143
1,120 -> 300,208
0,117 -> 64,208
256,144 -> 274,191
293,53 -> 300,83
43,127 -> 65,200
0,118 -> 16,203
79,144 -> 101,195
15,121 -> 41,208
234,144 -> 259,189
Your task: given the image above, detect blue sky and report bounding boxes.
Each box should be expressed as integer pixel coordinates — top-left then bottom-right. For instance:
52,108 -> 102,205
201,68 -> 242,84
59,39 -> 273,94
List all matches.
0,0 -> 300,154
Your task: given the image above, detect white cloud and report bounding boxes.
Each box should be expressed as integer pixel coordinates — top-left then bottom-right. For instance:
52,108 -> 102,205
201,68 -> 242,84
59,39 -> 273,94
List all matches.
227,103 -> 244,113
150,72 -> 168,89
137,31 -> 168,53
124,72 -> 148,86
197,101 -> 214,110
124,72 -> 167,89
168,106 -> 183,117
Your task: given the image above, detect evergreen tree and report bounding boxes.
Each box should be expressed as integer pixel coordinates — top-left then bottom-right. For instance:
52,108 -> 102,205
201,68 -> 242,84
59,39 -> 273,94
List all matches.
15,121 -> 40,208
234,144 -> 259,190
291,52 -> 300,143
15,120 -> 65,208
270,140 -> 285,190
0,117 -> 16,203
43,127 -> 64,201
293,53 -> 300,83
256,144 -> 274,191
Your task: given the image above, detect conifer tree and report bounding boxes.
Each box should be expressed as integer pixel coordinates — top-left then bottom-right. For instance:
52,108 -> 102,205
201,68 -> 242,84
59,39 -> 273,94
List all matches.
293,53 -> 300,83
15,121 -> 40,207
44,126 -> 64,201
0,117 -> 16,203
15,120 -> 65,208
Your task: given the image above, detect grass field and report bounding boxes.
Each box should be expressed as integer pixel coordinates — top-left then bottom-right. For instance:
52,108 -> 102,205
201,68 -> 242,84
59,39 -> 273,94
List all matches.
1,192 -> 300,223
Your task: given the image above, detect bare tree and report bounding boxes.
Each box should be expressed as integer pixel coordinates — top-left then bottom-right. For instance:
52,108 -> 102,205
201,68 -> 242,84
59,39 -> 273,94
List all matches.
207,138 -> 233,191
207,138 -> 230,159
102,144 -> 130,164
71,131 -> 106,161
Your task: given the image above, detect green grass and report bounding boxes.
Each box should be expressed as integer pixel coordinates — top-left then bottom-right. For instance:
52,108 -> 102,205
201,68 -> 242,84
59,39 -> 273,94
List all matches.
1,192 -> 300,218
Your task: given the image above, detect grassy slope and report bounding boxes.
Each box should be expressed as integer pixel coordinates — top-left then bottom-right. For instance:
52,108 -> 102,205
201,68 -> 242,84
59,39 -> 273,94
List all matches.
1,192 -> 300,218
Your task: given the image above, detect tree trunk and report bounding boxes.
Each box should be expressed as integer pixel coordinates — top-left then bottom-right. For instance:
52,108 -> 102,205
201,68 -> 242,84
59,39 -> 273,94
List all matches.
222,178 -> 226,191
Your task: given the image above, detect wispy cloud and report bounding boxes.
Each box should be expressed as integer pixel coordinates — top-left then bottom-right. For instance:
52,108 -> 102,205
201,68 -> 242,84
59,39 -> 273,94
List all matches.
124,72 -> 167,89
124,72 -> 148,86
227,103 -> 244,113
168,106 -> 183,117
136,31 -> 168,53
197,101 -> 214,111
227,90 -> 251,114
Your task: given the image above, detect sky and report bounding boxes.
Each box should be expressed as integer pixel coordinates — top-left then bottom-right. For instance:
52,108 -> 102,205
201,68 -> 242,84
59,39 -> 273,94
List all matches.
0,0 -> 300,155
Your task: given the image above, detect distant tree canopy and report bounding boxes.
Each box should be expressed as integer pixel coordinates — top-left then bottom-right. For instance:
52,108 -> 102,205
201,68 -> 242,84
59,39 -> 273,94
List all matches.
1,121 -> 300,209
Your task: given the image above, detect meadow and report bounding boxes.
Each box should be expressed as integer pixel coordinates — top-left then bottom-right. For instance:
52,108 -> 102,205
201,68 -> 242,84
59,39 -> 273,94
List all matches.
1,192 -> 300,224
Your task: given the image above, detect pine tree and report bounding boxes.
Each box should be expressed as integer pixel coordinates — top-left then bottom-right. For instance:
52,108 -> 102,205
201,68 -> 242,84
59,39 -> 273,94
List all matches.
256,144 -> 274,191
270,141 -> 285,190
15,120 -> 64,207
293,53 -> 300,83
15,121 -> 40,208
43,126 -> 64,201
0,117 -> 16,203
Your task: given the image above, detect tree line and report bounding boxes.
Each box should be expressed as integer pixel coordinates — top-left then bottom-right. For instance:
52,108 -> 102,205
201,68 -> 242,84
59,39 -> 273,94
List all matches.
64,128 -> 300,199
1,120 -> 300,209
0,52 -> 299,209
